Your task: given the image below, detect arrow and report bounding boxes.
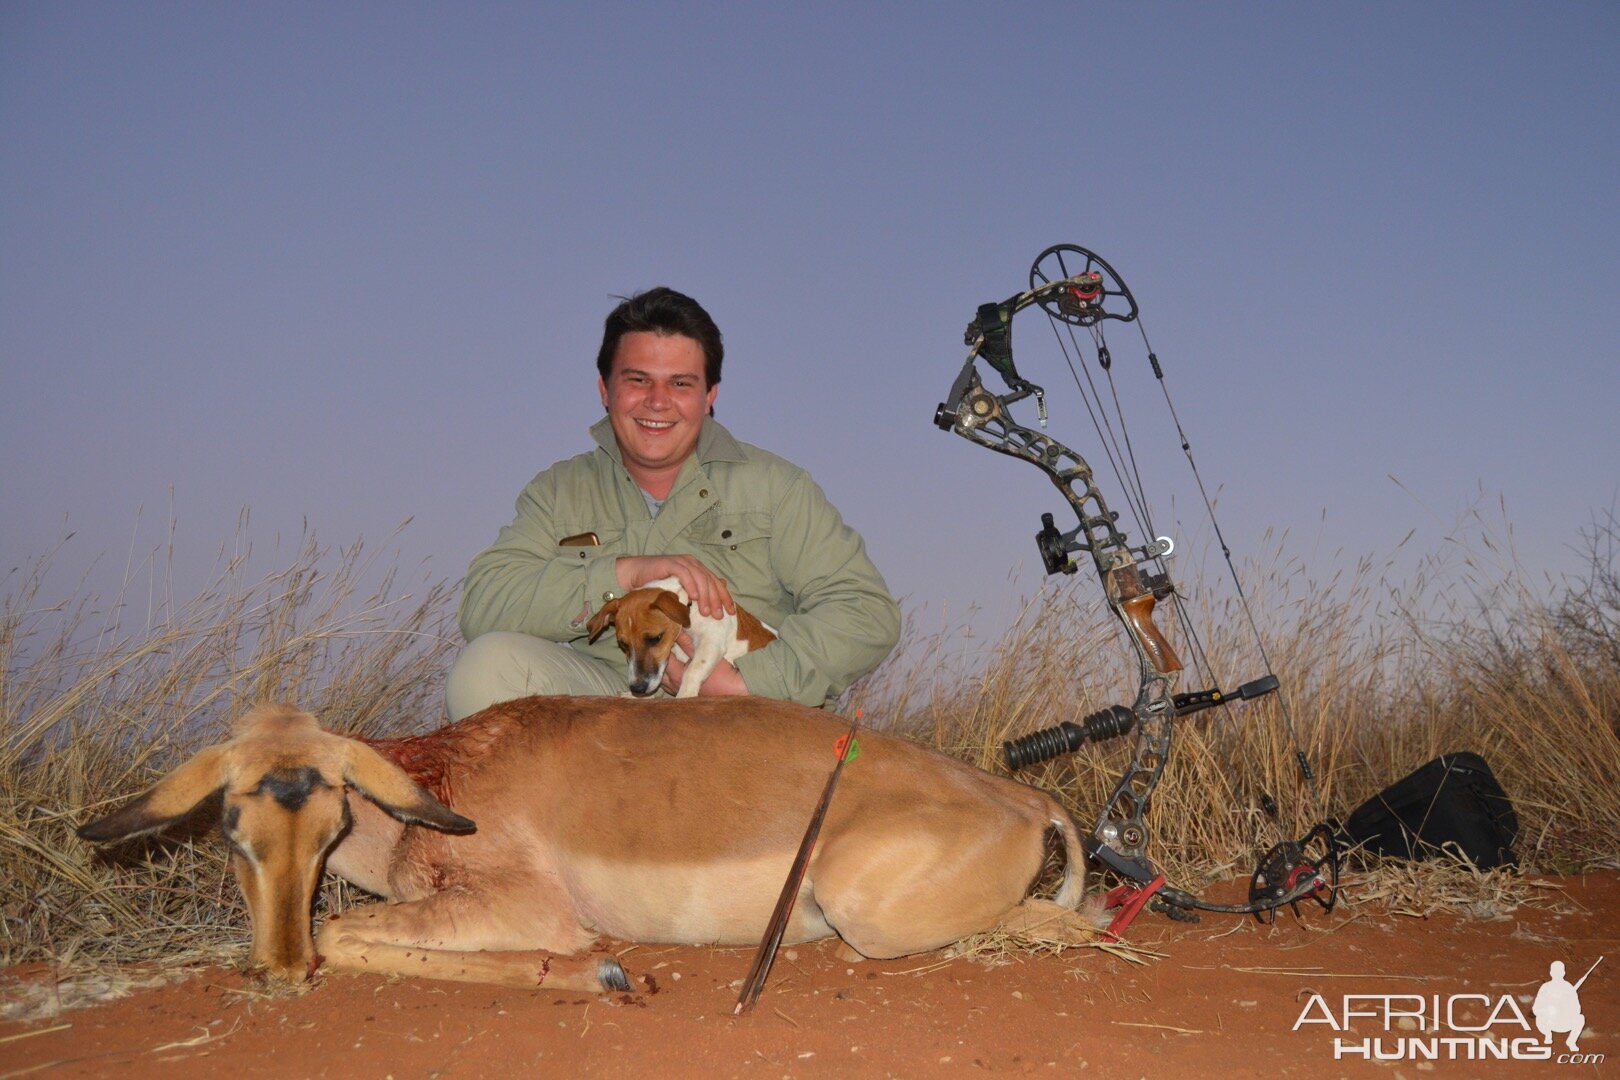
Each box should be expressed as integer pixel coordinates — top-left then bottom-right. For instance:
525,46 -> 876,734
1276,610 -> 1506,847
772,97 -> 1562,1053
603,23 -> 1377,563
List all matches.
734,712 -> 862,1016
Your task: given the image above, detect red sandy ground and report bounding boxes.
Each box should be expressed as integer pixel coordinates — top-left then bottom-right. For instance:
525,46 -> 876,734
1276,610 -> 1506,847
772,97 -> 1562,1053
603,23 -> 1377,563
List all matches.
3,873 -> 1614,1079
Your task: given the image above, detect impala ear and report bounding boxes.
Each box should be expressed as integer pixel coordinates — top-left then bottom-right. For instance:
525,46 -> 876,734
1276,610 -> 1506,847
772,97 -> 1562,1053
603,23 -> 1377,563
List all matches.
653,590 -> 691,627
78,744 -> 232,844
341,741 -> 475,834
586,599 -> 621,643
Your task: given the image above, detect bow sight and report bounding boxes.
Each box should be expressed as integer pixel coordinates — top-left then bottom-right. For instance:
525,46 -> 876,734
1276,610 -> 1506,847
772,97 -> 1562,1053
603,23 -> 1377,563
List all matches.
934,244 -> 1338,933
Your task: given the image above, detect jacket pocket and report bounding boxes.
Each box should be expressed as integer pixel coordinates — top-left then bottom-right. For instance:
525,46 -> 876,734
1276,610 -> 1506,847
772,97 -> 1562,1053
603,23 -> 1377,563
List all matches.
696,512 -> 778,604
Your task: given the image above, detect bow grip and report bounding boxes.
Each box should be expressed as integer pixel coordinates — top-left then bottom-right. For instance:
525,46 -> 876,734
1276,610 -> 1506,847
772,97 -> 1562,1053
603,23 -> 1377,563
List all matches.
1108,564 -> 1183,676
1119,594 -> 1183,675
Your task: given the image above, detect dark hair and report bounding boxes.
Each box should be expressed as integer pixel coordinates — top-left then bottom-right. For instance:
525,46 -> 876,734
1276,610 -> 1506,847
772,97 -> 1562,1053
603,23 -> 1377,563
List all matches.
595,287 -> 724,388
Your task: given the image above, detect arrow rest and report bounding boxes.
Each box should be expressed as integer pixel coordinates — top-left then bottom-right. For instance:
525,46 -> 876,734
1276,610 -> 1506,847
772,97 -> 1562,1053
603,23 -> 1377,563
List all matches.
937,243 -> 1337,931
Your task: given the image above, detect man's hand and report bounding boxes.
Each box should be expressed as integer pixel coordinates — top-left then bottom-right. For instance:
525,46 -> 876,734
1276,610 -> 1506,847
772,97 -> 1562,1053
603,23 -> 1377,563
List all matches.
616,555 -> 735,619
661,630 -> 750,696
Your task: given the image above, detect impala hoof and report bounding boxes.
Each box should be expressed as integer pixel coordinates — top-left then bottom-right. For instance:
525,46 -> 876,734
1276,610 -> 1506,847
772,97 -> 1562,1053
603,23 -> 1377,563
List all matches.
599,957 -> 632,993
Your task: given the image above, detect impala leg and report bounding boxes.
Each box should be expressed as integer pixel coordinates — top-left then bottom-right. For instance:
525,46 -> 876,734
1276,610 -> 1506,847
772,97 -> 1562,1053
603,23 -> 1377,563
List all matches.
316,888 -> 630,992
993,897 -> 1104,945
319,935 -> 629,991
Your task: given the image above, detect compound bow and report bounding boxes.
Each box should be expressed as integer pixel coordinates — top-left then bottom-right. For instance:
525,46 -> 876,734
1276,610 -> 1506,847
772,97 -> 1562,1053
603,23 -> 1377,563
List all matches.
934,244 -> 1338,929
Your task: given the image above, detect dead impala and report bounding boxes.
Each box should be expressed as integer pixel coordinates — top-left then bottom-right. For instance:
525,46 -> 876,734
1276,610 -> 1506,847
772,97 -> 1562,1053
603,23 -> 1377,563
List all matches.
78,697 -> 1094,992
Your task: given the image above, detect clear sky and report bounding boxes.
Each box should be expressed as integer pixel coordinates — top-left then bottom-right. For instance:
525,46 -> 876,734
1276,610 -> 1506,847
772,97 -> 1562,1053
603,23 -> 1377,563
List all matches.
4,3 -> 1617,642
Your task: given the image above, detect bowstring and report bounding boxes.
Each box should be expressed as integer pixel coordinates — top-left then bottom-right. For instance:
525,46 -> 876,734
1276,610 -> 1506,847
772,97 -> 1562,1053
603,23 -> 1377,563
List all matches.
1035,257 -> 1156,541
1044,317 -> 1152,551
1129,318 -> 1326,814
1043,311 -> 1222,692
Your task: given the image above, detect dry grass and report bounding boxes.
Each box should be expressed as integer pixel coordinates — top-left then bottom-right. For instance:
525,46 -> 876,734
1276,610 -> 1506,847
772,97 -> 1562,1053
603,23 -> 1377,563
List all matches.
2,513 -> 1617,984
1,525 -> 456,974
850,526 -> 1620,896
1337,858 -> 1567,921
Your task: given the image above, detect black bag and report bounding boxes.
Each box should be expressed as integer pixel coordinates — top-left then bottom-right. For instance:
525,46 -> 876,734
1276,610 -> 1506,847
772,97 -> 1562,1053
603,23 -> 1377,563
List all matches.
1343,752 -> 1519,869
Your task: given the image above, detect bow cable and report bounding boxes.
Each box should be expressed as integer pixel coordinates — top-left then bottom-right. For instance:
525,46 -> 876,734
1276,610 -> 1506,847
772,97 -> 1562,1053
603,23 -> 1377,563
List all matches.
1128,317 -> 1326,812
1045,320 -> 1154,545
1043,312 -> 1224,695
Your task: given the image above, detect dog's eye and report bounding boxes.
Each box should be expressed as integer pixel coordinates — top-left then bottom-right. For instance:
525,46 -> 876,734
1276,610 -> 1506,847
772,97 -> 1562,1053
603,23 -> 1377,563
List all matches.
644,633 -> 663,649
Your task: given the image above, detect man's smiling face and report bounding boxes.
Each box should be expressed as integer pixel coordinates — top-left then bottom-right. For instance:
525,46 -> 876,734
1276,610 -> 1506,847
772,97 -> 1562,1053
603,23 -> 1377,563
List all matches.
599,330 -> 718,496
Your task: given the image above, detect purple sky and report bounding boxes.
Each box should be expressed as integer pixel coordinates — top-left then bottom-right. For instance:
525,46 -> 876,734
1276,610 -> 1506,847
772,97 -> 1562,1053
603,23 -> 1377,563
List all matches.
4,3 -> 1617,644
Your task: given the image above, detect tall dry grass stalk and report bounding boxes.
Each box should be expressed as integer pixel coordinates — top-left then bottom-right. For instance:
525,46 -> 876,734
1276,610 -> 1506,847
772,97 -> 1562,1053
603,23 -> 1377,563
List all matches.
1,527 -> 457,969
2,515 -> 1616,975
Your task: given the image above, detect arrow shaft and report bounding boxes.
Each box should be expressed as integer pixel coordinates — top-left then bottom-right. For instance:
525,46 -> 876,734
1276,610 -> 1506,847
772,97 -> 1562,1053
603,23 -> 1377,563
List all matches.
734,716 -> 860,1015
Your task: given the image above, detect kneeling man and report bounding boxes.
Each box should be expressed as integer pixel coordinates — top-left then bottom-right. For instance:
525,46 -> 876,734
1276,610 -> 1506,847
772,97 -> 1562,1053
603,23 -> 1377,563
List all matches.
448,287 -> 899,716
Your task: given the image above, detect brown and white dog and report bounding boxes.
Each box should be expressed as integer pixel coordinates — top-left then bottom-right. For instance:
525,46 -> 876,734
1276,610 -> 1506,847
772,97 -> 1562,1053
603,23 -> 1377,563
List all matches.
586,575 -> 776,697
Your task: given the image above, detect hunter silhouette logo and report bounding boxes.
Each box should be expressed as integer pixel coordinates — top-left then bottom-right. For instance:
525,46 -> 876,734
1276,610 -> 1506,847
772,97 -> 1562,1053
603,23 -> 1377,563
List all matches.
1534,957 -> 1600,1053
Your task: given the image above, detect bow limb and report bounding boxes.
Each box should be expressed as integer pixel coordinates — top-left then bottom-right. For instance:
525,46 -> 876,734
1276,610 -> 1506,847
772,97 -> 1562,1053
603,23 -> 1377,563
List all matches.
936,348 -> 1183,863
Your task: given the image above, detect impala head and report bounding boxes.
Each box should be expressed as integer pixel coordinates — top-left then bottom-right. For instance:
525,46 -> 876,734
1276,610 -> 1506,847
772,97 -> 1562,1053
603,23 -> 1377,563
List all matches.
78,704 -> 474,982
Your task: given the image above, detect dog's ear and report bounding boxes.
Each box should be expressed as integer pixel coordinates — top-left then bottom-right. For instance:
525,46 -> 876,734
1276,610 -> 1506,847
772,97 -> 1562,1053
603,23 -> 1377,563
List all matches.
586,599 -> 621,643
653,590 -> 691,627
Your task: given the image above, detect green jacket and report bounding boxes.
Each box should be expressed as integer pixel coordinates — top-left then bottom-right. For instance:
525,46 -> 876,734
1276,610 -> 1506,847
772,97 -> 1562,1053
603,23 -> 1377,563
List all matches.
459,417 -> 900,705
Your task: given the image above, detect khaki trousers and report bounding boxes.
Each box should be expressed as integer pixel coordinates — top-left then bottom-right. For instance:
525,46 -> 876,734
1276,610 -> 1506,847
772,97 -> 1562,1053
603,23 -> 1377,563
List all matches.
445,632 -> 630,721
